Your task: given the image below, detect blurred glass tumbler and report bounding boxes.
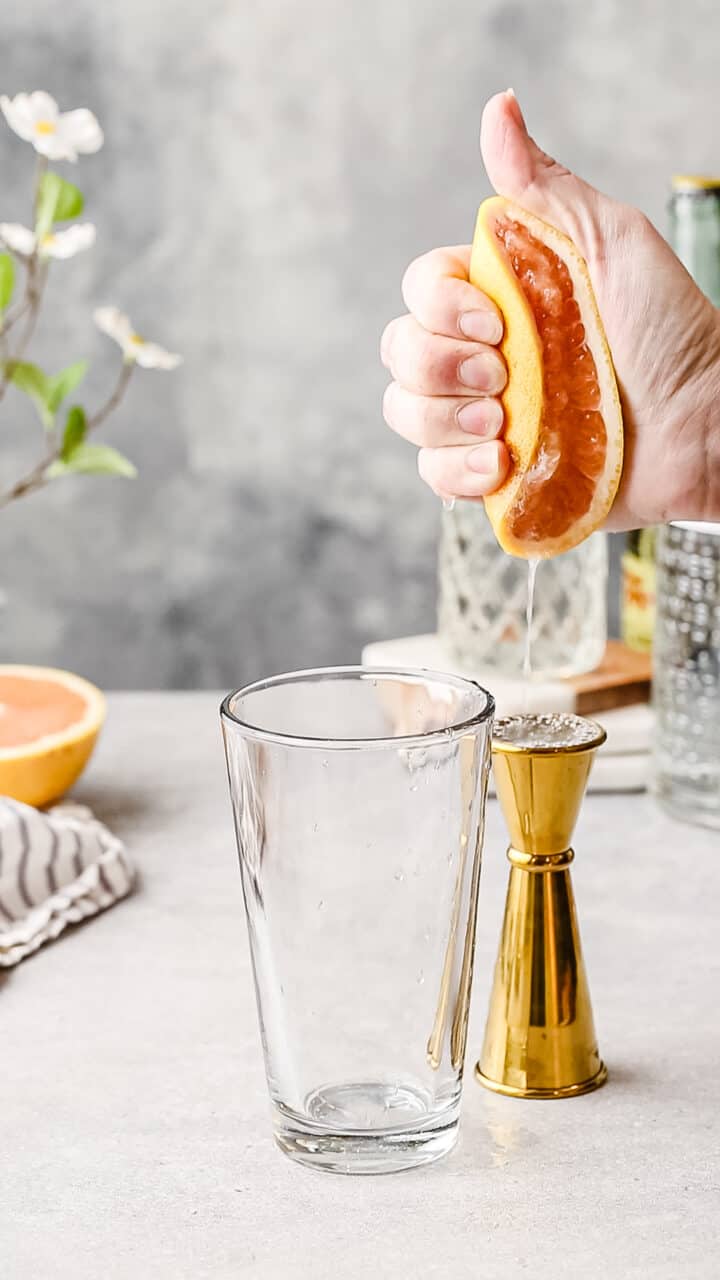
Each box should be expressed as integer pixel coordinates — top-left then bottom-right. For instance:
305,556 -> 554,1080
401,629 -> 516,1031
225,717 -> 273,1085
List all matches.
652,522 -> 720,829
221,667 -> 494,1174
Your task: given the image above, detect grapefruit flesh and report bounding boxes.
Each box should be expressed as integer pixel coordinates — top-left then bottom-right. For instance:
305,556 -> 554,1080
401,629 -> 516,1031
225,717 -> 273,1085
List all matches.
470,197 -> 623,558
0,666 -> 105,807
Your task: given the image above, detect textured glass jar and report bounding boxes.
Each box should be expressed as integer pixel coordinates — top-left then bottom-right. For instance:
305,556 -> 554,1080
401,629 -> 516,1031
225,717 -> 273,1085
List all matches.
651,521 -> 720,829
438,503 -> 607,678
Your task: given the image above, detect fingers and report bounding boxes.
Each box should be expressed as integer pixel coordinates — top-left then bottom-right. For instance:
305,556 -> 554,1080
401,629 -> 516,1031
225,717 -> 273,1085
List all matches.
418,440 -> 511,499
401,246 -> 503,343
381,314 -> 506,397
381,240 -> 509,504
383,382 -> 503,448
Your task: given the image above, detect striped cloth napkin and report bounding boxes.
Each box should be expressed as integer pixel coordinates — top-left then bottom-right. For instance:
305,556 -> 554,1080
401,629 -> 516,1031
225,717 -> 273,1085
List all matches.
0,797 -> 135,967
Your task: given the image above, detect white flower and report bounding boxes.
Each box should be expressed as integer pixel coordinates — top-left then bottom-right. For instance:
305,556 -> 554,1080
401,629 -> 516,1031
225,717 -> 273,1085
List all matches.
94,307 -> 182,370
0,221 -> 96,259
40,224 -> 96,259
0,91 -> 103,162
0,223 -> 36,256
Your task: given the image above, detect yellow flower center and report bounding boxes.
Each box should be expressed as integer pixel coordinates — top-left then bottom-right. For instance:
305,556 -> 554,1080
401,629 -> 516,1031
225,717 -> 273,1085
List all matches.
41,233 -> 56,247
35,119 -> 56,135
129,333 -> 145,346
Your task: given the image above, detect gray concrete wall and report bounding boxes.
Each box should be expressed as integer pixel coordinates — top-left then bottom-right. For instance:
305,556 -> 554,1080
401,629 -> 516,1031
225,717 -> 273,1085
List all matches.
0,0 -> 715,688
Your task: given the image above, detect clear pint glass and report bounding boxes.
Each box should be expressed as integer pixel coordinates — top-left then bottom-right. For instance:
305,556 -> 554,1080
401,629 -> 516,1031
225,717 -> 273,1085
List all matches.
221,667 -> 493,1174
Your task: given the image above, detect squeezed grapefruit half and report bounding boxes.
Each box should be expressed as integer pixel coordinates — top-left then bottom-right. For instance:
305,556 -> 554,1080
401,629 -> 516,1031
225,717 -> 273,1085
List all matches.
0,665 -> 105,807
470,196 -> 623,558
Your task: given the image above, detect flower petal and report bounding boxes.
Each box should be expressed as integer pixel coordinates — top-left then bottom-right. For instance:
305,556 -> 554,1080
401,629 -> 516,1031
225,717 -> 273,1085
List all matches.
57,108 -> 103,156
0,93 -> 41,142
33,132 -> 78,161
25,91 -> 60,125
134,342 -> 182,370
0,222 -> 37,255
94,306 -> 134,348
42,223 -> 96,259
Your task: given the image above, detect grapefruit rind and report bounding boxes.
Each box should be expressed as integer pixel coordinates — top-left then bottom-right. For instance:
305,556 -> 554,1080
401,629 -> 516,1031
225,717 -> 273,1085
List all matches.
470,195 -> 623,558
0,665 -> 105,807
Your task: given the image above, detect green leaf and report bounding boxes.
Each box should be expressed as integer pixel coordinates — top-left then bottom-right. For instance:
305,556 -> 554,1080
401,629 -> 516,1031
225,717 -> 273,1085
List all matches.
35,172 -> 84,238
48,442 -> 137,478
6,361 -> 53,428
0,253 -> 15,310
51,175 -> 84,222
46,361 -> 87,415
60,405 -> 87,461
6,359 -> 88,429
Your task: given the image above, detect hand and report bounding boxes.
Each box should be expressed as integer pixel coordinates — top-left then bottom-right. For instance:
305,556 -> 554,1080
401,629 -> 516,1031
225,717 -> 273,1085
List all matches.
381,90 -> 720,528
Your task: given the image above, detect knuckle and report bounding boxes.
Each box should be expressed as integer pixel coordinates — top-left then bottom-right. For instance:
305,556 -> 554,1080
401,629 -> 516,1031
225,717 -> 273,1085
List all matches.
409,330 -> 450,393
381,381 -> 397,425
400,256 -> 423,309
412,395 -> 441,447
380,315 -> 401,366
417,447 -> 438,489
401,247 -> 446,314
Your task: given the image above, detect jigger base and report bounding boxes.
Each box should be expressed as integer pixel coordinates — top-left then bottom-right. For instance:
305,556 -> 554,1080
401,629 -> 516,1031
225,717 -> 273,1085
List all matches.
475,1061 -> 608,1099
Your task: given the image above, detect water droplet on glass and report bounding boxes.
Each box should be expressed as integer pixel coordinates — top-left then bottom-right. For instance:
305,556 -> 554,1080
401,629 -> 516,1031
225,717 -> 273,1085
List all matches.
442,496 -> 456,512
394,869 -> 405,883
312,823 -> 319,834
321,759 -> 328,769
317,899 -> 325,911
409,783 -> 418,793
417,970 -> 425,985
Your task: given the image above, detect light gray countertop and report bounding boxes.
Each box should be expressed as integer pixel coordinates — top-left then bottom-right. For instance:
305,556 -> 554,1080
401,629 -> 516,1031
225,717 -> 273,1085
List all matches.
4,693 -> 718,1279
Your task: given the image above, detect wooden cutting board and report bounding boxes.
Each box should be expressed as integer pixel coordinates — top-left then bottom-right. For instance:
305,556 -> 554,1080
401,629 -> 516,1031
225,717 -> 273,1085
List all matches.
362,634 -> 652,717
567,640 -> 651,714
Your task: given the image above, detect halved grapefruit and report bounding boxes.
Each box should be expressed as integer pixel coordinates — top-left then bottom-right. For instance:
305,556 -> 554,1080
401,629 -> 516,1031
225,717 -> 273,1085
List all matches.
470,196 -> 623,558
0,665 -> 105,807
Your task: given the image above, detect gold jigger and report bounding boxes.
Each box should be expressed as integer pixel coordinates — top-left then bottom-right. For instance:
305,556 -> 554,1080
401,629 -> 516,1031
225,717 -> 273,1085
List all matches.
475,713 -> 608,1099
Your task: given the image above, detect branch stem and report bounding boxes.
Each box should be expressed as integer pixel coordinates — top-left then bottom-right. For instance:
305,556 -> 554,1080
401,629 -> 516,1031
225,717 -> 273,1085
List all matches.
0,359 -> 136,509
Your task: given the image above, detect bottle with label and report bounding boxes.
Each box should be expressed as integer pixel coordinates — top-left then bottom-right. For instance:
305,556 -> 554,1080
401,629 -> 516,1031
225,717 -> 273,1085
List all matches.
621,528 -> 657,653
668,174 -> 720,305
621,175 -> 720,651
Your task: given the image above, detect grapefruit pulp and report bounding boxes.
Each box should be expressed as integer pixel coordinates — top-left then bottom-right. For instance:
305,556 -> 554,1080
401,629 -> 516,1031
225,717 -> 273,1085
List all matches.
0,665 -> 105,807
470,196 -> 623,558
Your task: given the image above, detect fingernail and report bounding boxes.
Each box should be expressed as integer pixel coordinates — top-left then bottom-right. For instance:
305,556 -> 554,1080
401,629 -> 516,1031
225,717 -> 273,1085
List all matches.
457,399 -> 503,437
459,309 -> 503,344
467,444 -> 499,474
459,352 -> 506,393
505,87 -> 526,130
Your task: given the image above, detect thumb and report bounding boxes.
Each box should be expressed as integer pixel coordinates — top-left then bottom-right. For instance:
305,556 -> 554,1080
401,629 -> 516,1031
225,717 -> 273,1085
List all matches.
480,90 -> 600,249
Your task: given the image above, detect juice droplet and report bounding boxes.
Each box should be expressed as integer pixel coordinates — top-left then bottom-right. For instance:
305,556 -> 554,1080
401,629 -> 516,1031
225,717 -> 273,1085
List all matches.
523,557 -> 540,687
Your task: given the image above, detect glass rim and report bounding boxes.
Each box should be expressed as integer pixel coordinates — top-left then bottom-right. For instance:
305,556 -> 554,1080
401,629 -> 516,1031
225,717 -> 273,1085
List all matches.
220,664 -> 495,750
670,520 -> 720,536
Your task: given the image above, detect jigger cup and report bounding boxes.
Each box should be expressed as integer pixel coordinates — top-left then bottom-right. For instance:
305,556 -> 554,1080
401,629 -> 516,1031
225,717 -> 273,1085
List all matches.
476,713 -> 608,1099
221,667 -> 494,1174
